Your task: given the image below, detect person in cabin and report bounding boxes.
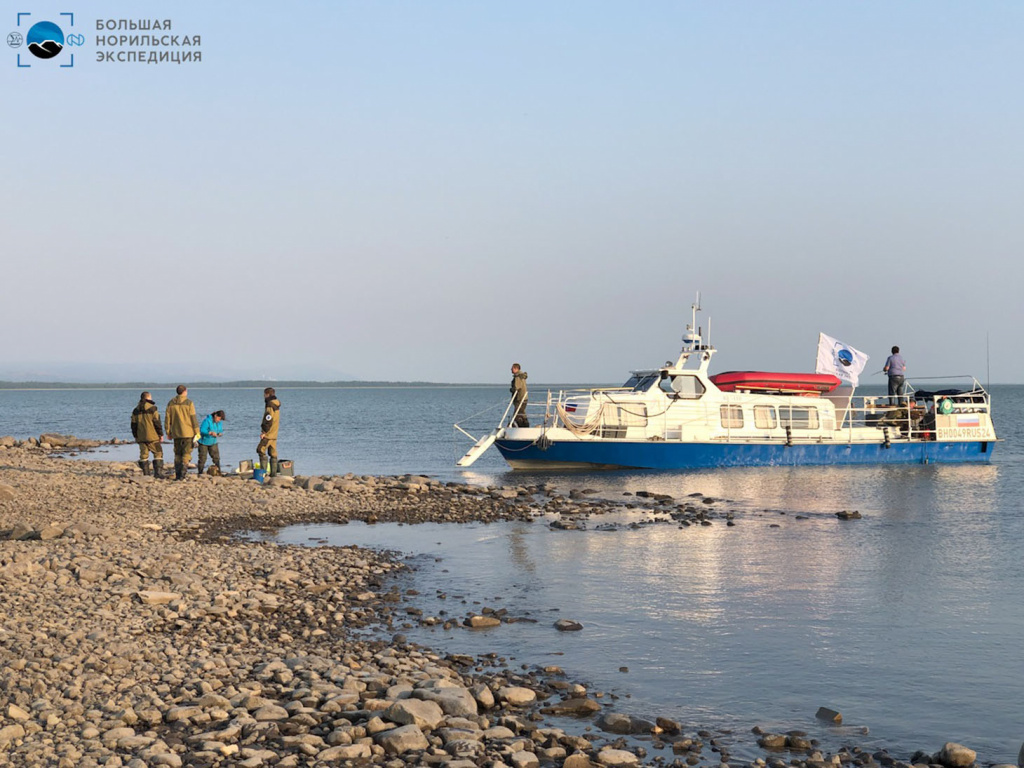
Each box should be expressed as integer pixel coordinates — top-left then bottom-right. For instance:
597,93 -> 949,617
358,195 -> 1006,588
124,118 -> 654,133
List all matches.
510,363 -> 529,427
197,410 -> 226,476
165,385 -> 200,480
130,391 -> 165,478
883,346 -> 907,406
257,387 -> 282,477
920,400 -> 937,433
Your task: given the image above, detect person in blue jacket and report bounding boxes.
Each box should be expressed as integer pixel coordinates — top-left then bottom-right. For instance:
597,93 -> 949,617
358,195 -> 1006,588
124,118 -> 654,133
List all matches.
197,410 -> 226,476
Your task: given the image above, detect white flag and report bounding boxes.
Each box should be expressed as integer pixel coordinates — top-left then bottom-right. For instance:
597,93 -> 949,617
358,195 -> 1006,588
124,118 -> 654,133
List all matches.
816,333 -> 869,387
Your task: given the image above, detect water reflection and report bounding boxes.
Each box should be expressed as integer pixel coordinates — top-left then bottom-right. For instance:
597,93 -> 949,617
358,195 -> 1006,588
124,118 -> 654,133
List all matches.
257,460 -> 1024,762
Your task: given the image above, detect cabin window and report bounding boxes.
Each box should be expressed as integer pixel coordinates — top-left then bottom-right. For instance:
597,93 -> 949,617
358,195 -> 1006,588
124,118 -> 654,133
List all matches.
672,376 -> 706,399
598,404 -> 647,438
614,404 -> 648,427
754,406 -> 777,429
779,406 -> 819,430
720,405 -> 744,429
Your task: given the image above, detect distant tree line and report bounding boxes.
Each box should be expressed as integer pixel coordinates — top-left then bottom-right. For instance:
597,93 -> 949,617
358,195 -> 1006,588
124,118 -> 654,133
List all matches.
0,380 -> 507,390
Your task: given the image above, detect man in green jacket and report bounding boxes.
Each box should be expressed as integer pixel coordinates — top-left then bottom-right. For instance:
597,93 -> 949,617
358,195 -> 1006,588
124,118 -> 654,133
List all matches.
510,363 -> 529,427
165,385 -> 200,480
257,387 -> 281,477
130,391 -> 165,478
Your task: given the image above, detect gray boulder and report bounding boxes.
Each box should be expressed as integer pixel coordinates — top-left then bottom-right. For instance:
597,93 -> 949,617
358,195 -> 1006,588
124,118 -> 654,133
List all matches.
377,724 -> 429,755
384,699 -> 444,730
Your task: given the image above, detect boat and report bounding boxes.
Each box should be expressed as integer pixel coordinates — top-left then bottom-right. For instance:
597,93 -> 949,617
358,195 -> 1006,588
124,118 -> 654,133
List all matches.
454,301 -> 997,470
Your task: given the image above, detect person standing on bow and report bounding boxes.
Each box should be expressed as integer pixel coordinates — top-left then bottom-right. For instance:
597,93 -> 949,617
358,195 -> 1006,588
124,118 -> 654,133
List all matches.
197,410 -> 226,476
130,391 -> 165,478
510,363 -> 529,427
883,346 -> 907,407
257,387 -> 281,477
165,385 -> 200,480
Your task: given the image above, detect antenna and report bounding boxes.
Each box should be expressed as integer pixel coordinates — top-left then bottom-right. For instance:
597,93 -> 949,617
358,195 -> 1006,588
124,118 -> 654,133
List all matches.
986,331 -> 991,389
690,292 -> 701,346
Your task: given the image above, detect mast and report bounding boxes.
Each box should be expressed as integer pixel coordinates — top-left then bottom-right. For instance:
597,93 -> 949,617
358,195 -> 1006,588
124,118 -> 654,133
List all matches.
675,292 -> 714,370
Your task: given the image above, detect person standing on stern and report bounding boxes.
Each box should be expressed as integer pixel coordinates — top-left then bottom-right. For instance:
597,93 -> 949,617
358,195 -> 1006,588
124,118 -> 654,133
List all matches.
883,346 -> 907,407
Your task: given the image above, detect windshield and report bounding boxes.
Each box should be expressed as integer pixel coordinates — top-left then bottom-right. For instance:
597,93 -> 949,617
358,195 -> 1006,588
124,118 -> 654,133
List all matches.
622,374 -> 658,392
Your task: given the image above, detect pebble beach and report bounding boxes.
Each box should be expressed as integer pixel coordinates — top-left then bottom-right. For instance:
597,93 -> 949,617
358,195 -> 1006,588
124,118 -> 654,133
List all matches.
0,435 -> 1006,768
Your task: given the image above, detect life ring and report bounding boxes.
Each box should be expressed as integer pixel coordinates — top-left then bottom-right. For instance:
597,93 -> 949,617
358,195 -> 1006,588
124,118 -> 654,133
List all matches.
939,398 -> 954,415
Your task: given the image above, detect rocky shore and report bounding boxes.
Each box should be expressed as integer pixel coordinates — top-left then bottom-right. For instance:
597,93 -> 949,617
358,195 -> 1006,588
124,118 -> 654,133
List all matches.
0,438 -> 1004,768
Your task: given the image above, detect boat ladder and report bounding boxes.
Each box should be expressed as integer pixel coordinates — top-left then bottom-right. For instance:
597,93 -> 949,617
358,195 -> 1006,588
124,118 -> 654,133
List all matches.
455,427 -> 504,467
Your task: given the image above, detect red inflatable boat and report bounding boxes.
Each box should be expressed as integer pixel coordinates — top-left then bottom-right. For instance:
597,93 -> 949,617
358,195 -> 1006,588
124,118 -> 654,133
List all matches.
710,371 -> 843,394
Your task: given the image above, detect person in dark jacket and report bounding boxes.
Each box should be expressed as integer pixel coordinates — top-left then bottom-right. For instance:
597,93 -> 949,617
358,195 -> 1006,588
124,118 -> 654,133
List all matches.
510,363 -> 529,427
130,391 -> 164,477
197,410 -> 226,476
257,387 -> 281,477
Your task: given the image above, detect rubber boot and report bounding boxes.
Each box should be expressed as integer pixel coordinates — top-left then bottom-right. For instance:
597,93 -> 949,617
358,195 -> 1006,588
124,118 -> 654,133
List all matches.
153,459 -> 164,479
196,461 -> 205,477
174,461 -> 184,481
270,458 -> 279,478
260,456 -> 269,473
138,460 -> 151,476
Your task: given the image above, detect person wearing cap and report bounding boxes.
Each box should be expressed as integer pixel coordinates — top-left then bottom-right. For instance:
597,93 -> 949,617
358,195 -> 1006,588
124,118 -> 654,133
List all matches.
510,363 -> 529,427
197,410 -> 226,476
165,385 -> 200,480
130,391 -> 165,478
257,387 -> 281,477
883,346 -> 907,407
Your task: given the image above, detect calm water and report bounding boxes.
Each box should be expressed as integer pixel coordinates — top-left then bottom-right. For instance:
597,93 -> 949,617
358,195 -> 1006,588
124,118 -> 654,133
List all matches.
3,384 -> 1023,762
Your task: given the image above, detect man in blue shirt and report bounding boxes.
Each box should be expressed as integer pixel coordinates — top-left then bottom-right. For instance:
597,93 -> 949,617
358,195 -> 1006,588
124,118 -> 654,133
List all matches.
197,410 -> 226,476
883,346 -> 907,406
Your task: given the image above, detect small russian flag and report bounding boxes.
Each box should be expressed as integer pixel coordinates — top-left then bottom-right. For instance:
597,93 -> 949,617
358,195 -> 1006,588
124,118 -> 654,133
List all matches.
957,414 -> 980,427
564,403 -> 577,413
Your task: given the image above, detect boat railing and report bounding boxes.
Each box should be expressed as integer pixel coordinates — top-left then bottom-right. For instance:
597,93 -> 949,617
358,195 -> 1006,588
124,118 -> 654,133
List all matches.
838,377 -> 990,441
497,392 -> 563,430
539,387 -> 714,438
490,388 -> 636,433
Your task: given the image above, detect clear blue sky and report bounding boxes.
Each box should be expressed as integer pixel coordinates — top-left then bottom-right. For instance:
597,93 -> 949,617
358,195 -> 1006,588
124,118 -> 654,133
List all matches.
3,2 -> 1022,382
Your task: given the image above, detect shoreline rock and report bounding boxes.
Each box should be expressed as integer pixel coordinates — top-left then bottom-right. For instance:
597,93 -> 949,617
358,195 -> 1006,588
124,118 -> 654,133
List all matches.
0,441 -> 992,767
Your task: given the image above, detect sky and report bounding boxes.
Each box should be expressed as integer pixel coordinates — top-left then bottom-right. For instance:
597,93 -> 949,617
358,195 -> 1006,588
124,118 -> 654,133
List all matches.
3,2 -> 1022,383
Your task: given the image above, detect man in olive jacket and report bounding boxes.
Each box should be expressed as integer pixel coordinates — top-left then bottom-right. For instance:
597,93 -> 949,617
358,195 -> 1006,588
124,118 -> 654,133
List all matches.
165,385 -> 200,480
257,387 -> 281,477
130,391 -> 165,478
510,363 -> 529,427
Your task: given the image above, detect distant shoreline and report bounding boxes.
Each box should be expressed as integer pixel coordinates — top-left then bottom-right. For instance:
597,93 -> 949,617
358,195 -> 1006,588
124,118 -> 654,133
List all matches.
0,380 -> 1014,391
0,381 -> 595,391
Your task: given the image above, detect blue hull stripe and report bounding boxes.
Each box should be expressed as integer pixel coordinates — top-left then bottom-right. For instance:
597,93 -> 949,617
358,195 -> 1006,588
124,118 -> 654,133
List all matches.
494,439 -> 993,469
